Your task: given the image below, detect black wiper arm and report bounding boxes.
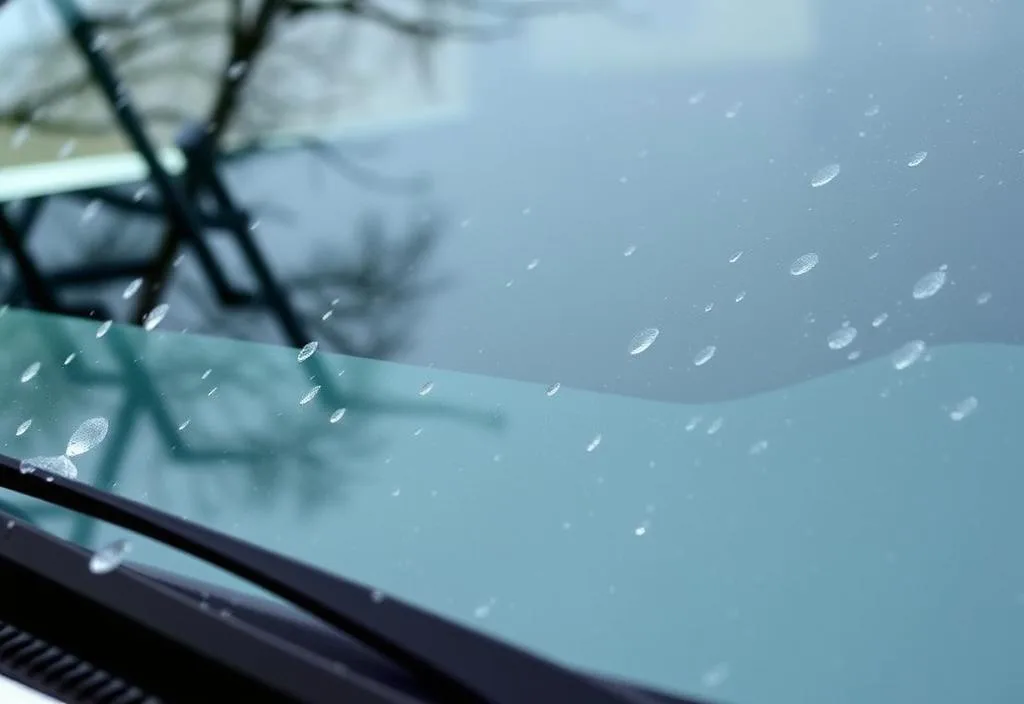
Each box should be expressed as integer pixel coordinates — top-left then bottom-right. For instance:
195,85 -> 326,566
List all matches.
0,454 -> 667,704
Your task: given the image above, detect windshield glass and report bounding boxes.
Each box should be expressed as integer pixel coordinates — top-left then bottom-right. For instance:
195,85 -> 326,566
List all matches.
2,0 -> 1022,702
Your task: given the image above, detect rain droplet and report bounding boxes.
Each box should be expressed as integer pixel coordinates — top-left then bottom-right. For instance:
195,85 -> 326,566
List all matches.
694,345 -> 717,366
685,417 -> 701,432
299,386 -> 322,405
707,417 -> 724,435
526,258 -> 539,270
912,268 -> 947,300
703,302 -> 715,313
66,417 -> 109,457
827,325 -> 857,350
790,253 -> 819,276
864,104 -> 881,117
15,420 -> 31,436
634,520 -> 651,536
702,663 -> 731,689
907,150 -> 928,167
201,368 -> 212,380
20,362 -> 40,383
297,341 -> 318,362
734,291 -> 746,303
976,291 -> 992,305
89,539 -> 131,575
58,139 -> 76,159
728,250 -> 743,263
122,277 -> 143,300
891,340 -> 927,371
688,90 -> 706,105
871,313 -> 888,328
142,303 -> 169,331
370,589 -> 386,603
418,381 -> 435,396
586,434 -> 602,452
96,320 -> 112,338
20,454 -> 78,478
629,327 -> 659,355
810,163 -> 841,187
749,440 -> 769,455
949,396 -> 978,421
80,199 -> 101,223
473,601 -> 494,619
226,60 -> 248,80
63,353 -> 77,365
178,419 -> 191,431
545,382 -> 561,397
330,408 -> 346,423
623,245 -> 637,257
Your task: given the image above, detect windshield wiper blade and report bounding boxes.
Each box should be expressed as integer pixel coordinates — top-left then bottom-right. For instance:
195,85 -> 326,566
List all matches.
0,454 -> 697,704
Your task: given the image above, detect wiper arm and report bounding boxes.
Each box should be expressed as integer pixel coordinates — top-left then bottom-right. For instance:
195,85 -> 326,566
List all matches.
0,454 -> 701,704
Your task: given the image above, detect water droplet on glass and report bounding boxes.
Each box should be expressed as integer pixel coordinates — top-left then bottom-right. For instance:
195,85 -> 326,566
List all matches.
81,199 -> 101,224
299,386 -> 322,405
142,303 -> 169,331
949,396 -> 978,422
586,434 -> 602,452
10,124 -> 29,149
790,253 -> 819,276
871,313 -> 888,328
891,340 -> 927,371
122,277 -> 143,300
330,408 -> 346,423
623,245 -> 637,257
526,258 -> 539,270
634,520 -> 651,536
96,320 -> 112,338
707,417 -> 724,435
810,163 -> 841,187
827,325 -> 857,350
418,381 -> 435,396
629,327 -> 659,355
20,454 -> 77,478
20,362 -> 40,383
702,663 -> 731,689
907,150 -> 928,167
89,539 -> 131,575
297,341 -> 318,362
912,268 -> 947,300
976,291 -> 992,305
694,345 -> 717,366
728,250 -> 743,263
66,417 -> 109,457
545,382 -> 561,397
15,420 -> 31,436
226,60 -> 248,80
